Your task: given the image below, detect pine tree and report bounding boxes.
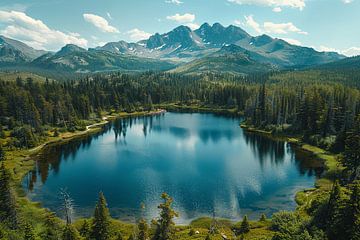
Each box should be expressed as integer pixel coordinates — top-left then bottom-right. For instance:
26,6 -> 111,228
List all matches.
345,181 -> 360,240
153,193 -> 179,240
343,121 -> 360,181
138,219 -> 149,240
62,224 -> 81,240
23,222 -> 36,240
42,212 -> 61,240
0,163 -> 18,229
138,203 -> 148,240
0,144 -> 5,161
239,215 -> 250,234
91,192 -> 111,240
79,219 -> 91,238
260,214 -> 267,222
326,181 -> 346,239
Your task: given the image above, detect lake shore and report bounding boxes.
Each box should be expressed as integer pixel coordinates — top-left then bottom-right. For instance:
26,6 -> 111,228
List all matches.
3,110 -> 339,240
240,123 -> 342,215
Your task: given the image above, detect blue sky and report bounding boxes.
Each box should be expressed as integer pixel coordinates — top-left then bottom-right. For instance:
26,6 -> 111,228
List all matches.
0,0 -> 359,56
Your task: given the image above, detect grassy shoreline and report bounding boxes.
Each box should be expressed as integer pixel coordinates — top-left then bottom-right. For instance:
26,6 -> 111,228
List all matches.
240,123 -> 342,216
2,110 -> 340,239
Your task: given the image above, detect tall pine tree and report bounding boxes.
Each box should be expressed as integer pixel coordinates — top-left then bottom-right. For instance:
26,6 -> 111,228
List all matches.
0,163 -> 18,229
153,193 -> 178,240
91,192 -> 111,240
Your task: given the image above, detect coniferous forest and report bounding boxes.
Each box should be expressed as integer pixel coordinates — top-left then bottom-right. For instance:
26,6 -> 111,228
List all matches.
0,1 -> 360,239
0,70 -> 359,240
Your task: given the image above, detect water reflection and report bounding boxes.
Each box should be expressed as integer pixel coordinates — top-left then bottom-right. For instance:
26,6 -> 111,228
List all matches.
23,113 -> 324,223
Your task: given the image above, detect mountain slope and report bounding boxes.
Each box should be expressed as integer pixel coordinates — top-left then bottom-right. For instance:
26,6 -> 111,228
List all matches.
172,44 -> 277,75
96,23 -> 344,69
316,55 -> 360,70
0,36 -> 47,63
31,44 -> 175,73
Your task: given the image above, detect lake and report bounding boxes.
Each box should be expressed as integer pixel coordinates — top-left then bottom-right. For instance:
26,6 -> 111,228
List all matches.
23,112 -> 323,223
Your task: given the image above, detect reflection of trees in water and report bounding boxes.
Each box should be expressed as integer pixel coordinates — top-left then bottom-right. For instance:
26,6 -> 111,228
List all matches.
25,127 -> 110,191
113,115 -> 157,140
243,131 -> 286,167
243,131 -> 324,177
290,148 -> 324,177
113,114 -> 240,144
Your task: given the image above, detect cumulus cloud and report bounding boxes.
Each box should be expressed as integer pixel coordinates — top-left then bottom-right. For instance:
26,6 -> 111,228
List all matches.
126,28 -> 152,41
0,10 -> 87,51
314,46 -> 360,57
342,47 -> 360,56
185,23 -> 200,30
244,15 -> 307,35
244,15 -> 262,33
83,13 -> 119,33
228,0 -> 305,10
165,0 -> 184,5
280,37 -> 302,45
273,7 -> 282,12
264,22 -> 307,34
166,13 -> 195,23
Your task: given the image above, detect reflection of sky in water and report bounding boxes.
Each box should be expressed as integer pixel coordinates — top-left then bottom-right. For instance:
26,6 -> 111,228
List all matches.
23,113 -> 322,224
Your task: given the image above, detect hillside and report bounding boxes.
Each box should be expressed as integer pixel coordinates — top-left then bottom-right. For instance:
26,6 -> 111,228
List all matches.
173,44 -> 277,75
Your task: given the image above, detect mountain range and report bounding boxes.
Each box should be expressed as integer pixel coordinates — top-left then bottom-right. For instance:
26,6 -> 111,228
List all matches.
0,23 -> 349,75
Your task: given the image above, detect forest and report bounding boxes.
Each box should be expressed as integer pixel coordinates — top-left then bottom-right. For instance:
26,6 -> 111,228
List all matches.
0,70 -> 360,240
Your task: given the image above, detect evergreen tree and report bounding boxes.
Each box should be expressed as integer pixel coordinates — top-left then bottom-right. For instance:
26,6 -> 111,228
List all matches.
79,219 -> 91,238
0,144 -> 5,161
345,181 -> 360,240
260,214 -> 267,222
326,181 -> 346,240
343,121 -> 360,181
138,203 -> 149,240
138,219 -> 149,240
23,222 -> 36,240
62,224 -> 81,240
0,163 -> 18,229
239,215 -> 250,234
42,212 -> 61,240
153,193 -> 179,240
91,192 -> 111,240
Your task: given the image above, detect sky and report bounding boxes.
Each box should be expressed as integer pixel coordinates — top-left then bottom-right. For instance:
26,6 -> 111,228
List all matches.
0,0 -> 359,56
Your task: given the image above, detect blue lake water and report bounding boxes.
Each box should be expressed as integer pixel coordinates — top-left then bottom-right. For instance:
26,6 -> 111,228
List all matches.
23,112 -> 322,223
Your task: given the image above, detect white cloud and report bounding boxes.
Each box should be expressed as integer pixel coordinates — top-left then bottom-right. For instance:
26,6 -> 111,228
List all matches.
314,45 -> 360,57
233,19 -> 244,26
126,28 -> 152,41
273,7 -> 282,12
228,0 -> 305,10
342,47 -> 360,56
185,23 -> 200,30
165,0 -> 184,5
342,0 -> 353,3
244,15 -> 262,33
317,45 -> 337,52
83,13 -> 119,33
280,37 -> 302,45
264,22 -> 307,34
244,15 -> 307,35
166,13 -> 195,23
106,12 -> 112,20
0,10 -> 87,51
